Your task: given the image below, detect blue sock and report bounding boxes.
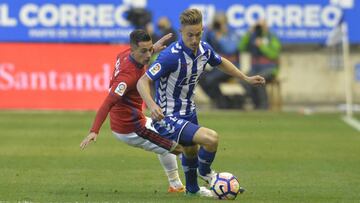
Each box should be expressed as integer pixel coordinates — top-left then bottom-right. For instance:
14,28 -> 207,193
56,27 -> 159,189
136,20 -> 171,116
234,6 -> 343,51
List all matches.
181,154 -> 199,193
198,147 -> 216,176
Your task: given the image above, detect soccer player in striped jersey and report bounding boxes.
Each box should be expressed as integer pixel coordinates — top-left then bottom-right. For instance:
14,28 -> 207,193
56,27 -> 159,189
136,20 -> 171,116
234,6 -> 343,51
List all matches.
137,9 -> 265,197
80,30 -> 185,193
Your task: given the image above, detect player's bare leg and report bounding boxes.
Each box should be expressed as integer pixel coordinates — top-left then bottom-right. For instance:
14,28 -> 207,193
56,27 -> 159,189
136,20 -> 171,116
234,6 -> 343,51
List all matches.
192,127 -> 218,183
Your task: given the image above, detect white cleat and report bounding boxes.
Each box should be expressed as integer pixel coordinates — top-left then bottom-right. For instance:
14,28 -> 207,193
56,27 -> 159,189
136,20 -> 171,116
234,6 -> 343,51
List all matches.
186,186 -> 214,198
198,186 -> 214,198
198,170 -> 216,184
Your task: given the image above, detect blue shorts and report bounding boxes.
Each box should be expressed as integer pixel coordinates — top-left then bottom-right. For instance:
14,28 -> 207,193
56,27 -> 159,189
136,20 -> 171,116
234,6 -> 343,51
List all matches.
153,113 -> 200,146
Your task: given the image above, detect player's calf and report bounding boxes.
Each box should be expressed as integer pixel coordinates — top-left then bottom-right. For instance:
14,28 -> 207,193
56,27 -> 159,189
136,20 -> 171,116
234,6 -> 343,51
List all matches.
194,128 -> 219,183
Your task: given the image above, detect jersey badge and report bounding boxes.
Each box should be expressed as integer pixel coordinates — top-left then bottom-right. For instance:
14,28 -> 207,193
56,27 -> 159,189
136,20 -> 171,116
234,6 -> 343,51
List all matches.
114,82 -> 127,96
149,63 -> 161,76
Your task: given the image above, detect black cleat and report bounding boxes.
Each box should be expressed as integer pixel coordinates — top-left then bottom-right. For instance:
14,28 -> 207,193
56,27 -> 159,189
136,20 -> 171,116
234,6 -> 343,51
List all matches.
239,187 -> 246,194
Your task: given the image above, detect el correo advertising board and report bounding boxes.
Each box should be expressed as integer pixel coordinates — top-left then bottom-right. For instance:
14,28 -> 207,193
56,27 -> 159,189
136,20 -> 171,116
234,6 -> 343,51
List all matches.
0,0 -> 359,43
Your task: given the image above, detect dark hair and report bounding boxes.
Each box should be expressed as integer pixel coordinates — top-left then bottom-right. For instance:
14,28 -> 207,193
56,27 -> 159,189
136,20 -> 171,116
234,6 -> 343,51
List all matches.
130,29 -> 152,47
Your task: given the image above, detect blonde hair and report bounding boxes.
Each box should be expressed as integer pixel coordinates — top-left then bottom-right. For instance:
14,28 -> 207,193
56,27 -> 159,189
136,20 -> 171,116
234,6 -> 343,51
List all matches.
180,8 -> 202,26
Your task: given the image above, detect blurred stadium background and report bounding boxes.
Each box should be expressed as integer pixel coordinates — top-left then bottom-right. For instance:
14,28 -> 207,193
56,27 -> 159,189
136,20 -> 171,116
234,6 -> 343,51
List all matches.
0,0 -> 359,202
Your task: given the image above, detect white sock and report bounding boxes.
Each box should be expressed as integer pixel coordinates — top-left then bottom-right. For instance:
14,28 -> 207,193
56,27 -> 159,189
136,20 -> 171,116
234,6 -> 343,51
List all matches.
158,153 -> 183,188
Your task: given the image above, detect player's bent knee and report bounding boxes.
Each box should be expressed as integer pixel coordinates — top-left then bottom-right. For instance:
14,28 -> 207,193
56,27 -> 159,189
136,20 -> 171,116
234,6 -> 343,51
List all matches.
200,129 -> 219,149
193,127 -> 219,148
207,129 -> 219,146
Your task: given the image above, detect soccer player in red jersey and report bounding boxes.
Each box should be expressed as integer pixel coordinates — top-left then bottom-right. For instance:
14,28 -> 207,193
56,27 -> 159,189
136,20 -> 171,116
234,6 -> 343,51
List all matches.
80,30 -> 185,193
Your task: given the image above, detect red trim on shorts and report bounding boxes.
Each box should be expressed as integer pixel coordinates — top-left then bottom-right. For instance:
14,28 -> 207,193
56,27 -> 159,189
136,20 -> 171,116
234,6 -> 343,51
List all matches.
135,127 -> 174,151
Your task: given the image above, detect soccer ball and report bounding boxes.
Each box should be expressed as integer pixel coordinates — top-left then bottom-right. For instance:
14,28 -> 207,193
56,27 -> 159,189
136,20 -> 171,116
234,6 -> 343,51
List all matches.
210,172 -> 241,200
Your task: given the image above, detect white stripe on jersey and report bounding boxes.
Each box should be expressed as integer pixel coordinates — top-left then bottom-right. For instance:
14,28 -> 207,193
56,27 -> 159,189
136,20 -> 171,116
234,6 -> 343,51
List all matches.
190,44 -> 207,112
165,59 -> 182,116
160,42 -> 212,117
179,52 -> 193,116
199,43 -> 205,53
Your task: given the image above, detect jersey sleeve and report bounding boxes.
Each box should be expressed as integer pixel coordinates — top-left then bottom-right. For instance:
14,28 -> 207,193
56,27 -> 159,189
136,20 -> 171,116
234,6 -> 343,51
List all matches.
203,42 -> 222,67
110,71 -> 136,97
90,71 -> 135,133
146,49 -> 178,81
90,93 -> 118,134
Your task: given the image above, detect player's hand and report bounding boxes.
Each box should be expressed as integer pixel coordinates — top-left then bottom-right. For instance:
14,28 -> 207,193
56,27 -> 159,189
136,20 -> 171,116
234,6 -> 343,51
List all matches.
171,143 -> 184,155
80,132 -> 98,150
246,75 -> 266,86
153,33 -> 173,53
149,104 -> 164,121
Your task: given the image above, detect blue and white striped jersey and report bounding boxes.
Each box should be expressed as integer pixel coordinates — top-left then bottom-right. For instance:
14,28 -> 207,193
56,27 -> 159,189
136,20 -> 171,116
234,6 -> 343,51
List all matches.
146,39 -> 222,117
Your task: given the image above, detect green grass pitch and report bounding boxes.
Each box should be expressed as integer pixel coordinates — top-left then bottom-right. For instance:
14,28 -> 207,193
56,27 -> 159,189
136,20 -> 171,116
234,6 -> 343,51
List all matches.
0,111 -> 359,202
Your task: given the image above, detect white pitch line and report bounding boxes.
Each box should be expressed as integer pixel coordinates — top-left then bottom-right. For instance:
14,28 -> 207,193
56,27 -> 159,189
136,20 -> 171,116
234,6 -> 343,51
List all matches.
342,116 -> 360,132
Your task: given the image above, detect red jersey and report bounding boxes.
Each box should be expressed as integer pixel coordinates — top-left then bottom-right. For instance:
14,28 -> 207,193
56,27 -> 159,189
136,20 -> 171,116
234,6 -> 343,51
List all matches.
90,48 -> 147,134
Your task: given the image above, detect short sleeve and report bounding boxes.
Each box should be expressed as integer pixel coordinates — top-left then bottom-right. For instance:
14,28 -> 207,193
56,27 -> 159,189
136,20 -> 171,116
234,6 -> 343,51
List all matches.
110,72 -> 134,97
203,42 -> 222,67
146,49 -> 178,81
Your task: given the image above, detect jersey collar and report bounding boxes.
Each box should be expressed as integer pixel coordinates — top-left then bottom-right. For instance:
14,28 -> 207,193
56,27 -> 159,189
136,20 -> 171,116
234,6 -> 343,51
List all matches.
129,54 -> 144,69
179,39 -> 203,59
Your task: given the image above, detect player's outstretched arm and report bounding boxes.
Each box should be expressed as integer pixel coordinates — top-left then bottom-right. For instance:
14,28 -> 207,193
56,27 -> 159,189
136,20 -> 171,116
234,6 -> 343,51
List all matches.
80,94 -> 118,150
137,74 -> 164,121
153,33 -> 173,53
218,57 -> 266,86
80,132 -> 98,150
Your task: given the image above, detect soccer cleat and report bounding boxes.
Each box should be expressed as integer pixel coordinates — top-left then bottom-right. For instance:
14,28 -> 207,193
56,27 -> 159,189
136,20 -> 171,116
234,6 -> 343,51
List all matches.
239,186 -> 246,194
198,170 -> 216,184
168,186 -> 186,193
185,186 -> 214,198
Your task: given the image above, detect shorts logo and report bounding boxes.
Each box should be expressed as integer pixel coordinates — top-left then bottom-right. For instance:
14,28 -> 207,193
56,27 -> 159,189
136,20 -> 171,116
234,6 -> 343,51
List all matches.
176,120 -> 184,125
114,82 -> 127,96
149,63 -> 161,76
